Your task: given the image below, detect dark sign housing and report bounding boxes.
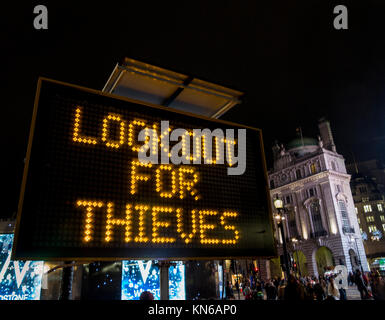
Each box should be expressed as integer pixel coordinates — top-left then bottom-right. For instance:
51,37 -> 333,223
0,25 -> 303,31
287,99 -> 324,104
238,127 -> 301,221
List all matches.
12,78 -> 276,260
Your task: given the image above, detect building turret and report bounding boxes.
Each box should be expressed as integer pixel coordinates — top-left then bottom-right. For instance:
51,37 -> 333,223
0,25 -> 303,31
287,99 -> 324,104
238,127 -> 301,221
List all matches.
318,118 -> 336,152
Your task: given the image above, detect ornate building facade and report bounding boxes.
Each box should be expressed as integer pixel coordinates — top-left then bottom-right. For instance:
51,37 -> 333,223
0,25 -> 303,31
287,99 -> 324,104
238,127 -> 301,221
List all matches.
347,160 -> 385,274
261,119 -> 369,279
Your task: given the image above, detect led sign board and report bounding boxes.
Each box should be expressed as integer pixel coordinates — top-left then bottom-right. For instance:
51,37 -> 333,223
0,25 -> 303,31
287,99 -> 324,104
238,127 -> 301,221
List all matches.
13,78 -> 275,260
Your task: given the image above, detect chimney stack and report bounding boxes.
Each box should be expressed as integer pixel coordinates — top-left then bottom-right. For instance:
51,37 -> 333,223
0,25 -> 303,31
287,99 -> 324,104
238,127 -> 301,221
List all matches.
318,118 -> 336,152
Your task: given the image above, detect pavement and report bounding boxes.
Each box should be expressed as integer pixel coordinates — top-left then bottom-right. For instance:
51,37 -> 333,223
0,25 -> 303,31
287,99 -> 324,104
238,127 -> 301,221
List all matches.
346,285 -> 362,300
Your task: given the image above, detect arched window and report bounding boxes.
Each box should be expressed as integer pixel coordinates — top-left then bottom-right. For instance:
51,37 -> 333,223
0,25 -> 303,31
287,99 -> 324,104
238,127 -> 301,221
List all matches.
310,201 -> 325,236
270,180 -> 275,189
331,161 -> 336,171
296,169 -> 302,179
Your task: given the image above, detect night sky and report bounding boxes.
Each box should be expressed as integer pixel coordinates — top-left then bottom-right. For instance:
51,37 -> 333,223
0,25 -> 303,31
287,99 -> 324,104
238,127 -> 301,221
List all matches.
1,1 -> 385,218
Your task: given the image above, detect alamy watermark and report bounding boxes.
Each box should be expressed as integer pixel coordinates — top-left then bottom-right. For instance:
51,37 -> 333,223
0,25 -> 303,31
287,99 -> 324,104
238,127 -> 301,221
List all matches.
333,5 -> 348,30
136,121 -> 247,176
33,5 -> 48,30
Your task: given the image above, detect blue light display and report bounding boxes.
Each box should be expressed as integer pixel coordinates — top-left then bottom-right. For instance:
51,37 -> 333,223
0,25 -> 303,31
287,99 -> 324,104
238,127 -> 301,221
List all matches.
0,234 -> 43,300
218,264 -> 224,299
372,230 -> 383,239
121,260 -> 160,300
169,262 -> 185,300
121,260 -> 185,300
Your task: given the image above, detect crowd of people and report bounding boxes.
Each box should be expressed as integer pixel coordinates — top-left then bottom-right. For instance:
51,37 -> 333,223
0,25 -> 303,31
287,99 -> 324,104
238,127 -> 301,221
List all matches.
225,269 -> 385,300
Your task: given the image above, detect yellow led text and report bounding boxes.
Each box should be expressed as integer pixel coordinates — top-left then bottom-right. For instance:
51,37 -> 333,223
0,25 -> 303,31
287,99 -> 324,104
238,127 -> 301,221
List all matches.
130,161 -> 199,200
71,107 -> 237,166
76,201 -> 240,245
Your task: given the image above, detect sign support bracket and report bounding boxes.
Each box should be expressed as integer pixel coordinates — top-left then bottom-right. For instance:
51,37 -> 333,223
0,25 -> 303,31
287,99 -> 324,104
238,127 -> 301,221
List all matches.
159,260 -> 170,300
59,260 -> 74,300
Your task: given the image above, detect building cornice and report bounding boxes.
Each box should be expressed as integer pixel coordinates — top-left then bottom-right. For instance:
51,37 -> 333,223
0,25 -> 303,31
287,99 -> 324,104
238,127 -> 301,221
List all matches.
270,170 -> 351,193
268,148 -> 345,175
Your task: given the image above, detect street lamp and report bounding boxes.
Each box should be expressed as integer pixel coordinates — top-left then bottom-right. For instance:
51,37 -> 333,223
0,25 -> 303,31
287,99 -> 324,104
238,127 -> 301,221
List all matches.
273,197 -> 290,281
273,198 -> 284,211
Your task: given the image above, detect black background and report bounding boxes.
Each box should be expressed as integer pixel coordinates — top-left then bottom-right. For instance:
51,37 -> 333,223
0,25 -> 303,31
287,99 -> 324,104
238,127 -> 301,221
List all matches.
2,1 -> 385,220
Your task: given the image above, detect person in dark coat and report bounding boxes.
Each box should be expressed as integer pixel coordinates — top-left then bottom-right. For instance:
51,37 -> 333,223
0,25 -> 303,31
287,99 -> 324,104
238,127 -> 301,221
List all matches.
235,280 -> 240,295
225,281 -> 234,299
284,275 -> 304,301
265,280 -> 278,300
304,281 -> 315,300
348,272 -> 354,286
313,278 -> 326,301
371,275 -> 385,300
355,270 -> 369,299
273,277 -> 280,289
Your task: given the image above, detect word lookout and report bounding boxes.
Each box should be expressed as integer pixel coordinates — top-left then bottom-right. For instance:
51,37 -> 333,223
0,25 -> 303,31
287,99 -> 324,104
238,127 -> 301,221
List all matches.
73,107 -> 247,175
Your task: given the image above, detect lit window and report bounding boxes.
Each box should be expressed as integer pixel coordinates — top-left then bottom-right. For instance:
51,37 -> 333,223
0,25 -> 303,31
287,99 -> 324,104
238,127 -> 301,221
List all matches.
380,216 -> 385,222
366,216 -> 375,222
357,218 -> 360,224
355,207 -> 358,214
377,204 -> 383,212
364,205 -> 372,213
310,163 -> 317,174
368,225 -> 378,233
383,224 -> 385,232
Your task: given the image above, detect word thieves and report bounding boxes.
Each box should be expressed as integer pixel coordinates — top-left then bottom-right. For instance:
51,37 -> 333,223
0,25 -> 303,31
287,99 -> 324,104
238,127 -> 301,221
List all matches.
12,78 -> 276,261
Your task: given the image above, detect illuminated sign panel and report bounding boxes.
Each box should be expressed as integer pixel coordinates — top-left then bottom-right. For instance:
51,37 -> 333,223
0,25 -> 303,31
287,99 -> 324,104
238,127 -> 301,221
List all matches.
0,234 -> 43,300
121,260 -> 185,300
13,78 -> 275,260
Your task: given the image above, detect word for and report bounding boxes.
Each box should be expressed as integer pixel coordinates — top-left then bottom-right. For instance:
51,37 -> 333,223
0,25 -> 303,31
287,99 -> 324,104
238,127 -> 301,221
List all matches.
130,161 -> 200,200
76,200 -> 240,245
72,107 -> 246,175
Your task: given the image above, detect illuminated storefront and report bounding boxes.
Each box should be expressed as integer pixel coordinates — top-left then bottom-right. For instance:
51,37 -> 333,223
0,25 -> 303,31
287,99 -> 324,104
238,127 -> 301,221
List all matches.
121,260 -> 185,300
371,258 -> 385,275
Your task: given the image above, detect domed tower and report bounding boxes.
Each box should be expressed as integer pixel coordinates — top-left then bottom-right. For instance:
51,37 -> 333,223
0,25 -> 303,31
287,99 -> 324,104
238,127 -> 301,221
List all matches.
287,136 -> 319,158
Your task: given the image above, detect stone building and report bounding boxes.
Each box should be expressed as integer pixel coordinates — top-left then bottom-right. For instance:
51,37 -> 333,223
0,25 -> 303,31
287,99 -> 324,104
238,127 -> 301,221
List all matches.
259,119 -> 369,280
347,160 -> 385,274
